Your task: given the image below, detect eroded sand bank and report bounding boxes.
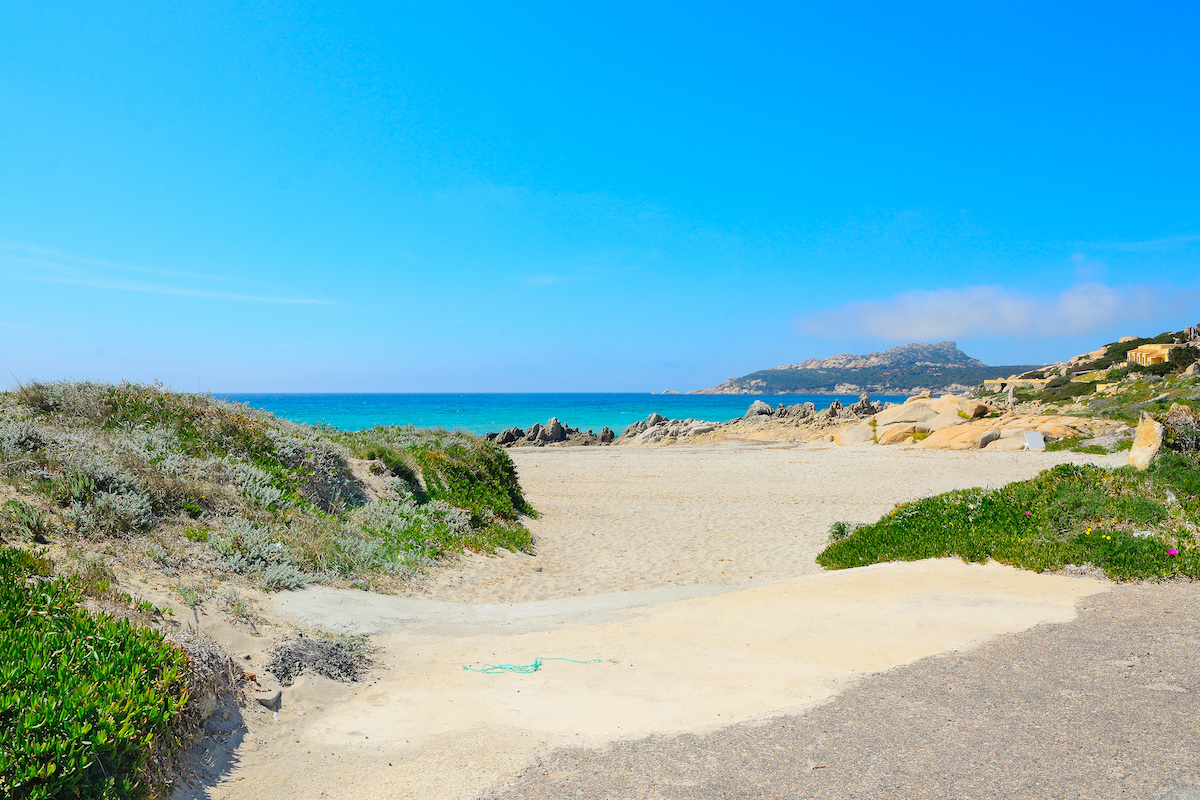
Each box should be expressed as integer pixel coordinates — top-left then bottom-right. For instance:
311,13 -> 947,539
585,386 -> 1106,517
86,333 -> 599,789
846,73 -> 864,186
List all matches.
200,443 -> 1119,800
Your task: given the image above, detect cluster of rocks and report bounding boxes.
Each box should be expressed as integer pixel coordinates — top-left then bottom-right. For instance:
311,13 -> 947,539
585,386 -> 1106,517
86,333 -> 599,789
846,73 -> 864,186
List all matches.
743,393 -> 885,426
616,413 -> 722,446
833,393 -> 1132,451
485,418 -> 615,448
616,394 -> 889,446
482,392 -> 1146,452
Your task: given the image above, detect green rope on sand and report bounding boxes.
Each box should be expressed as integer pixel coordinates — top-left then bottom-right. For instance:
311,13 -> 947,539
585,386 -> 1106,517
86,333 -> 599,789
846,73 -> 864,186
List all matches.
462,656 -> 601,674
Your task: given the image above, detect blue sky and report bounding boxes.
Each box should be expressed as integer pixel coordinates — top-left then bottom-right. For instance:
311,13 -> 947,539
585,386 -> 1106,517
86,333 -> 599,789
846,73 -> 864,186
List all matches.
2,2 -> 1198,392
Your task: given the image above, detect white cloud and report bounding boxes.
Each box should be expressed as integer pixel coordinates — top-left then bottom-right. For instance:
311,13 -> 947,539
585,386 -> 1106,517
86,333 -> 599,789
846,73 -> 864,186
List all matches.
797,282 -> 1197,340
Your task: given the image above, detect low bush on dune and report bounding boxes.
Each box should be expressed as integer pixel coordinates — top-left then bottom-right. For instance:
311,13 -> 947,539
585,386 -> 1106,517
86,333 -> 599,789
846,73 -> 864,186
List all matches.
818,454 -> 1200,580
339,426 -> 536,553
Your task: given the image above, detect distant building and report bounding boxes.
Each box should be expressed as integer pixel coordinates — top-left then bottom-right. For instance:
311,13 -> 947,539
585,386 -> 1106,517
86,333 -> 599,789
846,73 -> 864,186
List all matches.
982,376 -> 1051,392
1127,344 -> 1179,366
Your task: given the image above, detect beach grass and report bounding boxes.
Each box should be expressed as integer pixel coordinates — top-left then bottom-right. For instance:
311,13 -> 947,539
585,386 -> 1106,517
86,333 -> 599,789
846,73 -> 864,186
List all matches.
818,454 -> 1200,580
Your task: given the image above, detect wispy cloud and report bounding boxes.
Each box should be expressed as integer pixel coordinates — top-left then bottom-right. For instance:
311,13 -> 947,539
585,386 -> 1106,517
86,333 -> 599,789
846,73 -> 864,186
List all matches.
0,241 -> 325,305
797,282 -> 1199,340
519,273 -> 568,287
515,261 -> 643,289
12,272 -> 323,304
1069,253 -> 1107,280
1089,234 -> 1200,252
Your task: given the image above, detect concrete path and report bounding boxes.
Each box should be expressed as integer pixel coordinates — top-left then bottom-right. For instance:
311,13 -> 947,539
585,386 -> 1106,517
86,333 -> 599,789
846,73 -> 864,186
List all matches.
480,582 -> 1200,800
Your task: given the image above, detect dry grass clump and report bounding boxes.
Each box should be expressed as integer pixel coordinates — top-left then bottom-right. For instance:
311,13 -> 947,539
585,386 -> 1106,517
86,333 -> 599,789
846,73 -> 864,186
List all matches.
153,629 -> 245,792
264,632 -> 371,686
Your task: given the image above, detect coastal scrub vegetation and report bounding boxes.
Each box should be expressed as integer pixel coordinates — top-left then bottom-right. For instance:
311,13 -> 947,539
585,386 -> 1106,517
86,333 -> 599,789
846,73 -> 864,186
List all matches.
0,379 -> 538,795
0,380 -> 535,591
818,455 -> 1200,581
1011,369 -> 1200,428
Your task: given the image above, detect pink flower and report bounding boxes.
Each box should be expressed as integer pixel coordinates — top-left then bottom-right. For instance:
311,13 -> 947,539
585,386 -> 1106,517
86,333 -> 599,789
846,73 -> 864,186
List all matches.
1168,549 -> 1179,556
1025,511 -> 1031,516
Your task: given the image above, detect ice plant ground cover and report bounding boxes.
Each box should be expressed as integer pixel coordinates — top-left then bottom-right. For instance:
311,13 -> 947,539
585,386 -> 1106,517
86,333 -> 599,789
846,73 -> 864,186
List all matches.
0,546 -> 189,799
820,453 -> 1200,580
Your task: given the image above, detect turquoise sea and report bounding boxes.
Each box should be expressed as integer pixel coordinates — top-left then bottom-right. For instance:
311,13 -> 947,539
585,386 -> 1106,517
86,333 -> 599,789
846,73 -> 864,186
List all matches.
218,393 -> 913,436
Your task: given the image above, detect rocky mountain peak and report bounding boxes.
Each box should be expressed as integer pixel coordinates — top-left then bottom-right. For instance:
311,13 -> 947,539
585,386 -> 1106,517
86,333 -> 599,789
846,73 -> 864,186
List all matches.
777,341 -> 988,371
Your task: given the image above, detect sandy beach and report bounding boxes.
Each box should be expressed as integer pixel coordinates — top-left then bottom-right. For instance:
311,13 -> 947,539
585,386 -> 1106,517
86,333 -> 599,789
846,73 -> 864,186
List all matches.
188,442 -> 1133,799
421,441 -> 1126,602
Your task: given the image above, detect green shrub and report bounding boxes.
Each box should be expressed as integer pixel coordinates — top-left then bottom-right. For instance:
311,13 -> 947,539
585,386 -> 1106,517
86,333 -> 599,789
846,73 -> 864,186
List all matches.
410,441 -> 535,525
816,461 -> 1200,581
259,563 -> 314,592
827,520 -> 860,543
183,526 -> 208,543
0,547 -> 188,798
1039,380 -> 1097,403
350,498 -> 470,560
1151,451 -> 1200,496
361,445 -> 421,488
1044,485 -> 1111,531
1170,345 -> 1200,371
1132,362 -> 1177,377
1044,436 -> 1108,455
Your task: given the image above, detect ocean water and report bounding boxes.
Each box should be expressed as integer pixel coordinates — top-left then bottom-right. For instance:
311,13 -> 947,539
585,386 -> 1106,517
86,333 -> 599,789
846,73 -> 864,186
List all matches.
217,393 -> 913,436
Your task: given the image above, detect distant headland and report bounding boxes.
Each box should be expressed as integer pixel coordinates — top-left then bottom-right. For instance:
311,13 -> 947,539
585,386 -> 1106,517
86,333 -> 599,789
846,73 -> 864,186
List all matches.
678,341 -> 1040,396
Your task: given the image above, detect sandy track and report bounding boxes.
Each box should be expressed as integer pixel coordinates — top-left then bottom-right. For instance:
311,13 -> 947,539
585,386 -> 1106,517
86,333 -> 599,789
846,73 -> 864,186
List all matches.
419,442 -> 1125,603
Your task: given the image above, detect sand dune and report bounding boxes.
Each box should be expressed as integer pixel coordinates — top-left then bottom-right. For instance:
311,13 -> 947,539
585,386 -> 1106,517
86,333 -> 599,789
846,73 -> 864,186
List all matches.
192,443 -> 1121,800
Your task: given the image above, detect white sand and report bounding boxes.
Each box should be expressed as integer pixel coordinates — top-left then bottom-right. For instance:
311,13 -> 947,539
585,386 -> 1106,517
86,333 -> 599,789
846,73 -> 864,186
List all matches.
195,443 -> 1119,800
